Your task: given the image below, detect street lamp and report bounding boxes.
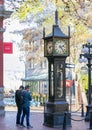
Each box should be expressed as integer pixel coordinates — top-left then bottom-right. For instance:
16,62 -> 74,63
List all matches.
79,40 -> 92,121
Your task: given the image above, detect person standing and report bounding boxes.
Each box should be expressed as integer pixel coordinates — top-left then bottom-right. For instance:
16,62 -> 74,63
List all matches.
15,85 -> 24,126
20,85 -> 33,129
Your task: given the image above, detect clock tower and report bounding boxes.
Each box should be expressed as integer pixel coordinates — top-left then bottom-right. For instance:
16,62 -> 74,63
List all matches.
43,10 -> 71,128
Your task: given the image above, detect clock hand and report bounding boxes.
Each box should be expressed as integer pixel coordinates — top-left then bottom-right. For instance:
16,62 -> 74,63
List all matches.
59,45 -> 64,51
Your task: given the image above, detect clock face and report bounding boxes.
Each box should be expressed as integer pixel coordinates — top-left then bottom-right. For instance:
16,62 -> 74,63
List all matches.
55,40 -> 68,55
47,41 -> 53,54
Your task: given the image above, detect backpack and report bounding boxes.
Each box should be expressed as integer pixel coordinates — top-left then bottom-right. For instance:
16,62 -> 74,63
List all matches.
15,90 -> 24,106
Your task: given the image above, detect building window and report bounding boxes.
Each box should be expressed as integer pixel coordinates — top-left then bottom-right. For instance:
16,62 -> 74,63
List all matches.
30,59 -> 34,69
40,59 -> 47,69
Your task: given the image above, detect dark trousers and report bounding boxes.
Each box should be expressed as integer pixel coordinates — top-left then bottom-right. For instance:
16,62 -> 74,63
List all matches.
21,106 -> 30,126
16,106 -> 23,124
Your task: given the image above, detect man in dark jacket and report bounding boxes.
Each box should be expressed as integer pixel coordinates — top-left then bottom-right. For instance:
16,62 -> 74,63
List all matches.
20,85 -> 33,129
15,85 -> 24,126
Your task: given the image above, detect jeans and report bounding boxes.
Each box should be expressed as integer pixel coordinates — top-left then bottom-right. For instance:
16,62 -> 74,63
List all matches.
21,106 -> 30,126
16,106 -> 23,124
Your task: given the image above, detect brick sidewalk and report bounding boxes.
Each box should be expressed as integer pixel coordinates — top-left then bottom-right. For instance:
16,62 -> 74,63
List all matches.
0,110 -> 90,130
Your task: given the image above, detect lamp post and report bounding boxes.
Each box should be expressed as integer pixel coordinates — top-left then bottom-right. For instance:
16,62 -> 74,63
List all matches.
79,40 -> 92,121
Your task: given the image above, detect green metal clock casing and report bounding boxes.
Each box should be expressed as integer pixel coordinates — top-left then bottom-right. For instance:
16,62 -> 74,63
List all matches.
43,10 -> 71,128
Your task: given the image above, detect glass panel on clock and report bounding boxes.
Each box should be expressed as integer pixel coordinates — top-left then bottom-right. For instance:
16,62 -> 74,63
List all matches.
50,64 -> 54,97
56,64 -> 63,98
53,38 -> 69,56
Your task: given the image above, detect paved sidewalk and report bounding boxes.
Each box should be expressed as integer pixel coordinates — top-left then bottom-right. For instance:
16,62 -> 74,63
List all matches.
0,109 -> 90,130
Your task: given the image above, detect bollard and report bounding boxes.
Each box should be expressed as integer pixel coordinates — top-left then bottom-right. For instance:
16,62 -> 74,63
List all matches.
62,112 -> 67,130
89,110 -> 92,130
81,103 -> 84,117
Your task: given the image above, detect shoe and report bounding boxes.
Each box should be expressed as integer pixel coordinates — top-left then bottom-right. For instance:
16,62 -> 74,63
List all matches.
16,124 -> 20,127
27,125 -> 33,129
20,124 -> 26,128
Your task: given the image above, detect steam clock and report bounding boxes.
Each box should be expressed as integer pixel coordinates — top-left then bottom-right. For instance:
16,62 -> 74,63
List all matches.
43,10 -> 71,128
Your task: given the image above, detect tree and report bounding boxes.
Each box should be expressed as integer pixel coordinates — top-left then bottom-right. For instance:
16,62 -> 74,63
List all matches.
14,0 -> 90,63
7,0 -> 92,87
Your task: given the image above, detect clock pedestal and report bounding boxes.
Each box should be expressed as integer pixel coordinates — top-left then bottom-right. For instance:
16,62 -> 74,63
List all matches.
43,58 -> 71,128
44,101 -> 71,128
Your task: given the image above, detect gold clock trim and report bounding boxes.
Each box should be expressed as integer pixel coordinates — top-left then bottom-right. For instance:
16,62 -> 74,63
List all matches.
47,41 -> 53,54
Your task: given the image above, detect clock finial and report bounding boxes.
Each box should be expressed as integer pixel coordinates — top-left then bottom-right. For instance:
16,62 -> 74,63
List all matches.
55,10 -> 58,25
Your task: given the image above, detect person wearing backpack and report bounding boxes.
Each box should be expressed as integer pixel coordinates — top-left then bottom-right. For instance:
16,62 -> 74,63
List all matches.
15,85 -> 24,126
20,85 -> 33,129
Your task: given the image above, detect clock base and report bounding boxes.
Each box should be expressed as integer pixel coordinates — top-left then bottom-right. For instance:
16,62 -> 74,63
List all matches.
43,101 -> 71,128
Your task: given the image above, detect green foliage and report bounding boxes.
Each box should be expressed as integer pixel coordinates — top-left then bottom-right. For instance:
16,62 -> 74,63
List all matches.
17,5 -> 30,20
15,0 -> 44,20
29,81 -> 38,93
75,23 -> 87,35
80,74 -> 88,91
